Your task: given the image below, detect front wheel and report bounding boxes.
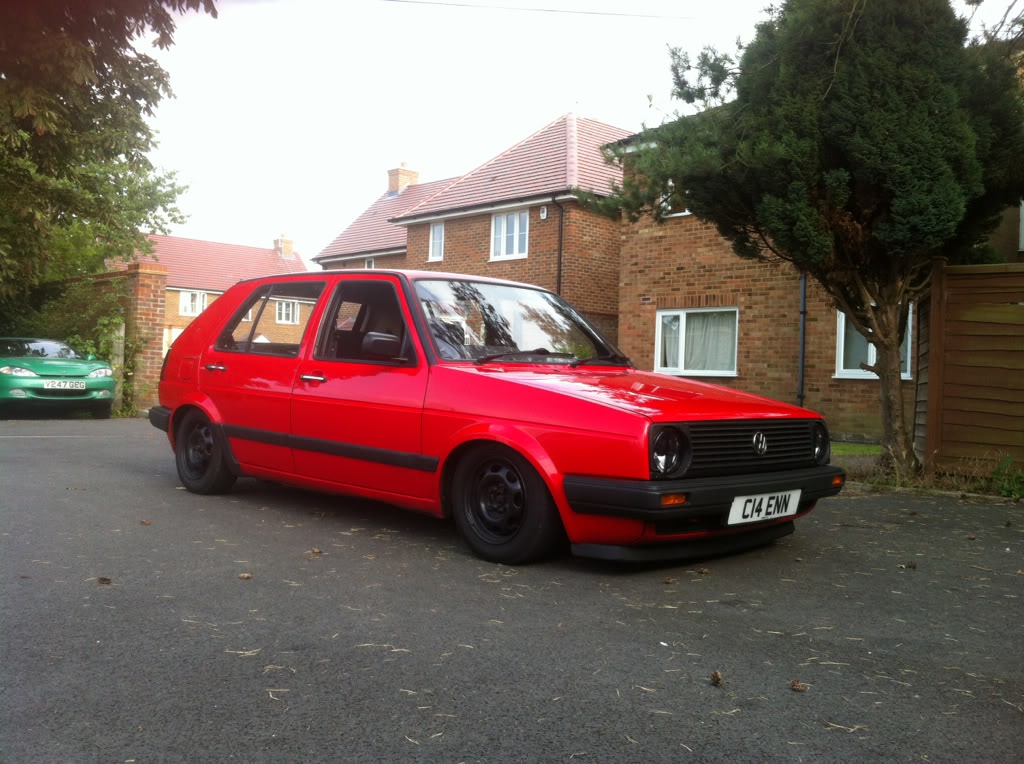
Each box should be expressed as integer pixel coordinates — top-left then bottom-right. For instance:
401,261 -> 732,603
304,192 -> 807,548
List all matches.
451,444 -> 563,564
174,409 -> 236,494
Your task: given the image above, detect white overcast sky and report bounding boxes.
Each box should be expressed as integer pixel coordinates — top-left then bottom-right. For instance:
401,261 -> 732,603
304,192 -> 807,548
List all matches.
144,0 -> 1009,261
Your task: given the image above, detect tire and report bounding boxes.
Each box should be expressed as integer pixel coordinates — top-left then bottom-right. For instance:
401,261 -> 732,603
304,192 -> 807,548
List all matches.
174,409 -> 236,494
451,443 -> 563,564
91,403 -> 113,419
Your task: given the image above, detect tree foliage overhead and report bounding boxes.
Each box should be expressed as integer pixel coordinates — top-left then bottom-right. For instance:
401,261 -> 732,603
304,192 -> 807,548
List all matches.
0,0 -> 217,315
597,0 -> 1024,472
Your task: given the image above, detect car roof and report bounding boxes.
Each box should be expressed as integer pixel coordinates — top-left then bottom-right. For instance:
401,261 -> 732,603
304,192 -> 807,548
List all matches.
232,269 -> 547,293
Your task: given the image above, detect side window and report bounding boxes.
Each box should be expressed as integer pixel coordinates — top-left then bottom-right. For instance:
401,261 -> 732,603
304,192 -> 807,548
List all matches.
315,280 -> 412,364
215,281 -> 325,356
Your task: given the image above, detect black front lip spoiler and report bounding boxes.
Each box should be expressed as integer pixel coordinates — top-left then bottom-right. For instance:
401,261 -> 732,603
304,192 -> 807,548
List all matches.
563,465 -> 846,522
572,520 -> 796,563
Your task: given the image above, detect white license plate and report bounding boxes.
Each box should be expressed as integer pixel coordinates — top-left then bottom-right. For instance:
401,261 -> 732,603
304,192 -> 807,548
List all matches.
43,380 -> 86,390
728,489 -> 802,525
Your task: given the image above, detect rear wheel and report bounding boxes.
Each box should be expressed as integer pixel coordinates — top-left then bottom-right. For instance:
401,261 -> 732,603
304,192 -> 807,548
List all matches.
451,444 -> 562,564
174,409 -> 236,494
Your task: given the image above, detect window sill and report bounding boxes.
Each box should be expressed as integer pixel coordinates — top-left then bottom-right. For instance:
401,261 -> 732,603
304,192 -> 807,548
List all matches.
489,253 -> 528,262
833,373 -> 913,381
657,370 -> 738,378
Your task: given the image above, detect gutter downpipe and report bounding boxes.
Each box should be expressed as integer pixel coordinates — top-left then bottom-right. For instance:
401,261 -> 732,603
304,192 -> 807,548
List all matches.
797,270 -> 807,407
553,196 -> 566,295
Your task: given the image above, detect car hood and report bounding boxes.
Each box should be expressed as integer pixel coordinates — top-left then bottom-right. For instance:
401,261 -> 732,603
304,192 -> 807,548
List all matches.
466,365 -> 817,422
2,357 -> 110,377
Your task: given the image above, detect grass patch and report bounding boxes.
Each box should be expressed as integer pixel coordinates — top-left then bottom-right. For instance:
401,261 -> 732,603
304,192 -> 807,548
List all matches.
831,442 -> 882,457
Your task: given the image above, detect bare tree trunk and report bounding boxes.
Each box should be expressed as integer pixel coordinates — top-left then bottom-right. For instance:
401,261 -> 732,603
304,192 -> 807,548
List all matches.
874,337 -> 919,477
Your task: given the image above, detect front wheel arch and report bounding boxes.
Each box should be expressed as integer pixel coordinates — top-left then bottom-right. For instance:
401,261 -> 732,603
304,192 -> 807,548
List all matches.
447,441 -> 565,564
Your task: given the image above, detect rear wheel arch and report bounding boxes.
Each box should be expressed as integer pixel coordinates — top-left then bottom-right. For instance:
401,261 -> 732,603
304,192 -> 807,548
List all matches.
172,406 -> 237,494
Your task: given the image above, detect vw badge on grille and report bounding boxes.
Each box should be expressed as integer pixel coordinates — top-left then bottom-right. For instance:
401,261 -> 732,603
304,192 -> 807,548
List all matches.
752,431 -> 768,456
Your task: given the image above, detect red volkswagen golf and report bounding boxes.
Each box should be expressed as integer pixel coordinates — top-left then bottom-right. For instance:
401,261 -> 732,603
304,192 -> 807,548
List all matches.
150,270 -> 845,564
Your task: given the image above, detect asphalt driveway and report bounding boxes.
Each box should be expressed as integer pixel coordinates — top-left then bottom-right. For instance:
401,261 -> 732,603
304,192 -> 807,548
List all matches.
1,417 -> 1021,763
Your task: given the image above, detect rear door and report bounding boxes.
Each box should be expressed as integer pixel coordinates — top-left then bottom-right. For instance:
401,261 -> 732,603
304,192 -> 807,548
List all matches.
290,275 -> 436,501
199,279 -> 326,473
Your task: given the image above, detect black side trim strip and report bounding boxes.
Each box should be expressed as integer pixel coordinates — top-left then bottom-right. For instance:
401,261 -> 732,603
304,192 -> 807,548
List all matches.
222,423 -> 439,473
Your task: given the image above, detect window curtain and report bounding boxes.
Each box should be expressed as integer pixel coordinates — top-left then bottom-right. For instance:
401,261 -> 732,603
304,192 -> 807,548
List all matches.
684,311 -> 735,371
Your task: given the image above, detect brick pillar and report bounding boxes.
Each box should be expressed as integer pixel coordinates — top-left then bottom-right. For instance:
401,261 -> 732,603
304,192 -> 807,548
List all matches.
123,262 -> 168,411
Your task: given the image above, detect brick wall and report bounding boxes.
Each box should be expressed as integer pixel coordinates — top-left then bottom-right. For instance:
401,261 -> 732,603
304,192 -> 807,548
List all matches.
619,213 -> 913,442
403,202 -> 621,340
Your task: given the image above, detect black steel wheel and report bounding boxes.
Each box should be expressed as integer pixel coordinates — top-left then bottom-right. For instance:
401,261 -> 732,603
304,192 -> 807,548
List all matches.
174,409 -> 236,494
451,443 -> 562,564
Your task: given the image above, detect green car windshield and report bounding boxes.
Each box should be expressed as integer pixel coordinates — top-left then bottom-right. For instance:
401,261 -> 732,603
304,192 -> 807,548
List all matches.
0,340 -> 84,359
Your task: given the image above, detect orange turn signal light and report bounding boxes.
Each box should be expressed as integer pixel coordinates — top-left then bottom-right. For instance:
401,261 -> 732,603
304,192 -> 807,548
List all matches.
661,493 -> 688,507
832,476 -> 846,487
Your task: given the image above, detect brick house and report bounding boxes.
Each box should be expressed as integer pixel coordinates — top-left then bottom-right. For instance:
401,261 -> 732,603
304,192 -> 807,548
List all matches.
137,233 -> 309,354
615,197 -> 1024,444
313,114 -> 632,339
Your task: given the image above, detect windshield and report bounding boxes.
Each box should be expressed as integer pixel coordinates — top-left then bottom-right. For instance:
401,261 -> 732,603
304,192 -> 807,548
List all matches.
413,278 -> 625,364
0,339 -> 83,359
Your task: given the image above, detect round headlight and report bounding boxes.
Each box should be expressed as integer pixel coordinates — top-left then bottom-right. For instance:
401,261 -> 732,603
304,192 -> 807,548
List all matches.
650,426 -> 690,478
812,421 -> 830,465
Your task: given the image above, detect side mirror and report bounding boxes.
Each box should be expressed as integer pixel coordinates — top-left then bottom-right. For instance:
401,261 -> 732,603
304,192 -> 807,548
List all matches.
361,331 -> 402,359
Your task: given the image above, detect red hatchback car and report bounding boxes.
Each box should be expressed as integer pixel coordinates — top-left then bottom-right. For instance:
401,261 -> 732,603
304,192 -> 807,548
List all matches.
150,270 -> 845,564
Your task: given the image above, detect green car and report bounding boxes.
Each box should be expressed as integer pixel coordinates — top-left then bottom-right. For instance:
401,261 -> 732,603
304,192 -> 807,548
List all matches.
0,338 -> 116,418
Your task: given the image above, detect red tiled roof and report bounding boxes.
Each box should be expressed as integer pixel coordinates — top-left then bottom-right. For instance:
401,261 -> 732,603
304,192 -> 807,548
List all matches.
393,114 -> 632,222
314,114 -> 632,263
135,234 -> 308,292
316,178 -> 453,261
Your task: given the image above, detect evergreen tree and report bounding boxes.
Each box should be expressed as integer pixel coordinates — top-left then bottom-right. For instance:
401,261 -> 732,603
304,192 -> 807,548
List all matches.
598,0 -> 1024,473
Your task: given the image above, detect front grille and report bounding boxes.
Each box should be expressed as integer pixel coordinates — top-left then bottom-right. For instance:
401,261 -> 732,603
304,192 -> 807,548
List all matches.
37,389 -> 90,398
684,419 -> 818,478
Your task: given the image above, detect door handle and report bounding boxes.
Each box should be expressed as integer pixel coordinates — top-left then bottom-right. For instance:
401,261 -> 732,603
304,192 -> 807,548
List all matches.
204,364 -> 227,372
299,374 -> 327,383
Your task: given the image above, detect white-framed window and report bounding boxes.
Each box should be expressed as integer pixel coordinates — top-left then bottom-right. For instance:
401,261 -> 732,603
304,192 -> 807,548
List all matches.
365,257 -> 375,269
655,307 -> 738,376
659,180 -> 690,219
491,210 -> 529,259
835,308 -> 913,379
276,299 -> 299,325
178,290 -> 207,317
429,222 -> 445,262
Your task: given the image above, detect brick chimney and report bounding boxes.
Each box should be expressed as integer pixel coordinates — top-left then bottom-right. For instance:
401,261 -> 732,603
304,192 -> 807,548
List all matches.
274,235 -> 294,257
387,162 -> 419,194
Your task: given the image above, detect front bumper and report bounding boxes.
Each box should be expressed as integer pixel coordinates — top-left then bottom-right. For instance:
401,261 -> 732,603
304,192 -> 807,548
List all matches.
0,379 -> 115,405
563,465 -> 845,522
563,465 -> 845,563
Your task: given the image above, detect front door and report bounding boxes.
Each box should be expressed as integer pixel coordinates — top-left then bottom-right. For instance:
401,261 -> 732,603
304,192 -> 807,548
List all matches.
290,276 -> 436,503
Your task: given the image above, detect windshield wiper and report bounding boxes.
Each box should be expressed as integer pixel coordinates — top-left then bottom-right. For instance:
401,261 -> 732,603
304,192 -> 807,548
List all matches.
473,349 -> 576,365
569,352 -> 632,368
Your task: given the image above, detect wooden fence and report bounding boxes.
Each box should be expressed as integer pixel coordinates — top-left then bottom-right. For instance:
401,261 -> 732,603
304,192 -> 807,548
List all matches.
917,261 -> 1024,472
